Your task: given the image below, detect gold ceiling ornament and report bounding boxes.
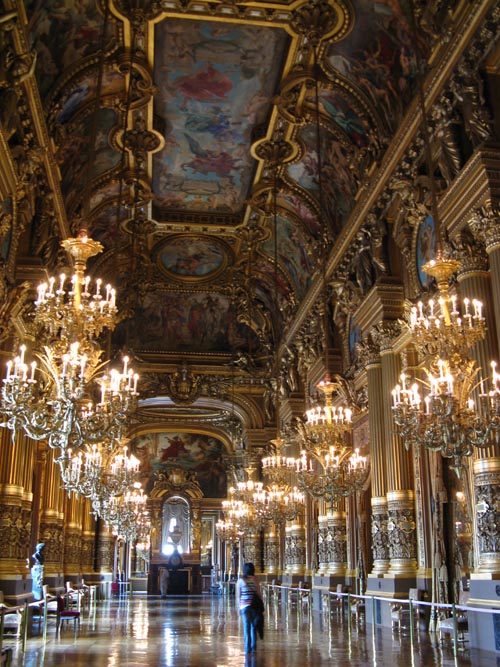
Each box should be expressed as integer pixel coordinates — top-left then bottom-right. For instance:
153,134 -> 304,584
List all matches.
290,0 -> 350,47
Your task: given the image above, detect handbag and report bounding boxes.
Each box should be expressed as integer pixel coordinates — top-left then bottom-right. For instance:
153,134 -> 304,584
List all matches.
250,593 -> 264,613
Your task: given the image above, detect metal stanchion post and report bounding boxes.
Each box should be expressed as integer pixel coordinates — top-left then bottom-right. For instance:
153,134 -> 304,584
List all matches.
43,600 -> 48,641
371,596 -> 376,639
452,603 -> 458,656
409,599 -> 414,645
0,610 -> 4,653
22,602 -> 28,651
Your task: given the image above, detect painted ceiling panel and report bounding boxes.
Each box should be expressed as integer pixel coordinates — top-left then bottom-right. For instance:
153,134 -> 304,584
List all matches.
152,18 -> 289,220
114,289 -> 258,354
325,0 -> 417,133
28,0 -> 121,99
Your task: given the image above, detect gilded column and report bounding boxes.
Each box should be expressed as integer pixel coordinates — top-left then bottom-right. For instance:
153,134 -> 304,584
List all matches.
0,430 -> 37,598
95,519 -> 115,578
470,205 -> 500,353
39,449 -> 65,588
81,497 -> 96,579
461,217 -> 500,578
284,515 -> 306,577
63,492 -> 85,581
361,339 -> 390,577
263,524 -> 279,577
373,325 -> 417,578
244,529 -> 262,574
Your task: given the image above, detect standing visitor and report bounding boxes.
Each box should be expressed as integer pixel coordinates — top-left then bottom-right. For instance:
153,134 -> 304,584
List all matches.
236,562 -> 263,655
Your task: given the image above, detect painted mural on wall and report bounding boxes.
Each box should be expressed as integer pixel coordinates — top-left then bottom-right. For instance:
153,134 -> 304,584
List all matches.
122,289 -> 256,353
152,18 -> 289,216
131,432 -> 228,498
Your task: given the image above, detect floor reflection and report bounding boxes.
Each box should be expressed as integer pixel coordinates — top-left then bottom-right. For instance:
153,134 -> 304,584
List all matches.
2,595 -> 498,667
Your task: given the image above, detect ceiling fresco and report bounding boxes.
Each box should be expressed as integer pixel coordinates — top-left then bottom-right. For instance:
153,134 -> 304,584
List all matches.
14,0 -> 427,435
152,18 -> 290,219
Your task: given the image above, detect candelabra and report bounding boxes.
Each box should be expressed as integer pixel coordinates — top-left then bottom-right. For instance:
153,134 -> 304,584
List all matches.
98,482 -> 148,542
261,436 -> 298,486
216,517 -> 243,544
409,254 -> 486,361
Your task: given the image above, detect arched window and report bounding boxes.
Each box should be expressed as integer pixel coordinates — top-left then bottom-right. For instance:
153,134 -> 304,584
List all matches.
161,496 -> 190,555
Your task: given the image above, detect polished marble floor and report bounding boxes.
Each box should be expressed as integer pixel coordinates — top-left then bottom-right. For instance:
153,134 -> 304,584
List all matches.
2,595 -> 498,667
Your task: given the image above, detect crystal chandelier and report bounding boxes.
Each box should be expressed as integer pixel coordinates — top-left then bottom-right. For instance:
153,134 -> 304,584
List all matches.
216,517 -> 243,544
303,376 -> 353,456
59,441 -> 140,504
0,233 -> 139,464
392,250 -> 499,464
295,446 -> 369,502
99,482 -> 148,542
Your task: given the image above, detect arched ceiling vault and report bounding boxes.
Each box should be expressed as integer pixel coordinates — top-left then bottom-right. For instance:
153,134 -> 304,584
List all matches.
8,0 -> 495,447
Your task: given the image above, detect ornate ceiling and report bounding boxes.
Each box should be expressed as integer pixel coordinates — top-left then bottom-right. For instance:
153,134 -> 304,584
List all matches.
1,0 -> 499,469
